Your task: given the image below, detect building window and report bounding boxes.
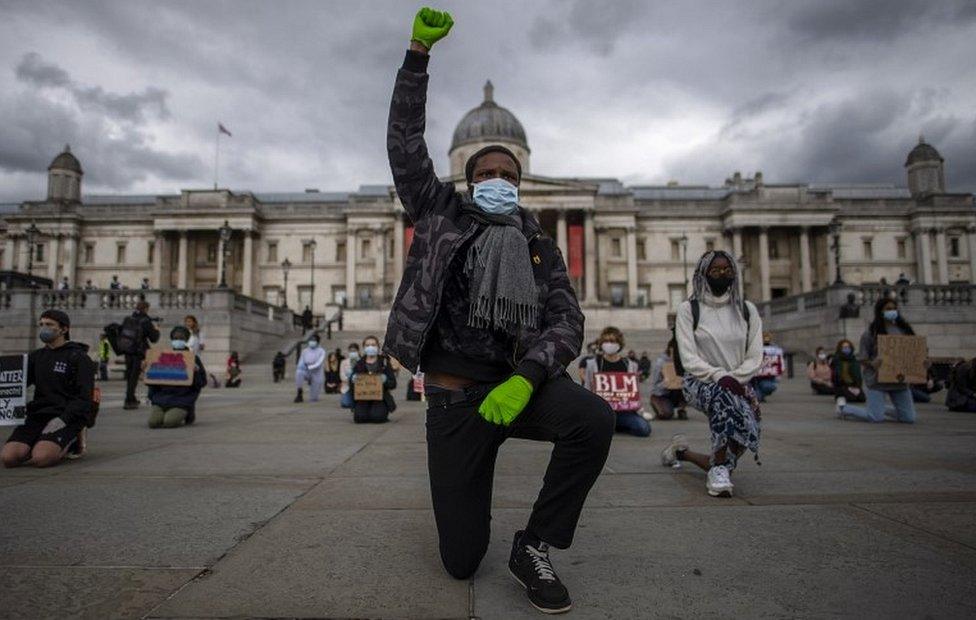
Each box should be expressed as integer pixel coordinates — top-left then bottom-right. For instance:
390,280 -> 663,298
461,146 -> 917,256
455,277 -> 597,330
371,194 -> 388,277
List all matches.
705,239 -> 715,252
297,285 -> 313,310
668,284 -> 686,311
83,243 -> 95,264
35,243 -> 45,263
357,284 -> 374,308
360,238 -> 372,260
896,238 -> 907,259
862,238 -> 873,260
336,241 -> 347,263
609,283 -> 626,307
636,238 -> 646,261
207,243 -> 218,264
302,241 -> 314,263
147,241 -> 155,264
267,241 -> 278,263
611,237 -> 623,258
670,239 -> 681,261
116,243 -> 127,264
949,236 -> 961,258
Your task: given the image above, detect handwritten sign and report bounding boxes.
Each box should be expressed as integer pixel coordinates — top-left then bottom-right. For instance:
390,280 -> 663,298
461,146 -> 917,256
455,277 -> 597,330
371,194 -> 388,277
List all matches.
661,362 -> 683,390
878,335 -> 928,384
0,354 -> 28,426
759,346 -> 785,378
143,349 -> 194,386
593,372 -> 641,412
354,374 -> 383,401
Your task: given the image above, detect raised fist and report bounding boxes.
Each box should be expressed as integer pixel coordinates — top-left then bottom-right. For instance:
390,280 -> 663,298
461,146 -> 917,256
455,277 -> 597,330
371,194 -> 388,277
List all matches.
411,7 -> 454,50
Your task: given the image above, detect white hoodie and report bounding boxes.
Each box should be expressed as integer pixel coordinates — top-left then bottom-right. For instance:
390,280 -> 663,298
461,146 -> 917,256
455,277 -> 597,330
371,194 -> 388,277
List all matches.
675,289 -> 763,384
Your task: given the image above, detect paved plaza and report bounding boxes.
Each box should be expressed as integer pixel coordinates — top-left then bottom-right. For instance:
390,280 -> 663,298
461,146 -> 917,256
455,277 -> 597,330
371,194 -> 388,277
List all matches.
1,368 -> 975,619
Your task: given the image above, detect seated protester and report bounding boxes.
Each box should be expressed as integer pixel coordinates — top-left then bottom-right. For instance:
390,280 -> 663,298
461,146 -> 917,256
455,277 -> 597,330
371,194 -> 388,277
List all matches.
351,336 -> 397,423
830,339 -> 866,404
324,352 -> 341,394
946,358 -> 976,413
582,327 -> 650,437
225,357 -> 243,388
836,297 -> 917,423
807,347 -> 834,395
294,335 -> 326,403
910,366 -> 944,403
2,310 -> 95,468
649,339 -> 688,420
147,326 -> 207,428
750,332 -> 782,402
338,343 -> 360,409
272,351 -> 286,383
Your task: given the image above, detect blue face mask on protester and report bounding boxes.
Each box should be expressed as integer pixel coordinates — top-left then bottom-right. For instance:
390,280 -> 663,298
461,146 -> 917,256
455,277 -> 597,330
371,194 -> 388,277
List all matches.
171,339 -> 187,350
883,309 -> 899,322
308,340 -> 319,349
472,178 -> 519,215
841,346 -> 853,356
364,345 -> 379,357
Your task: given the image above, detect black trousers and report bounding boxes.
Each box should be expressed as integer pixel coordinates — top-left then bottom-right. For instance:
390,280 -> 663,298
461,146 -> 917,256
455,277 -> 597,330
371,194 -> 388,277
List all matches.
124,354 -> 143,403
426,376 -> 614,580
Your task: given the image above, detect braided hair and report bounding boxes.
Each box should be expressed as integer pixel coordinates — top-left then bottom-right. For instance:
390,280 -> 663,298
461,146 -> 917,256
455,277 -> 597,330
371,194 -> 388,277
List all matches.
689,249 -> 744,319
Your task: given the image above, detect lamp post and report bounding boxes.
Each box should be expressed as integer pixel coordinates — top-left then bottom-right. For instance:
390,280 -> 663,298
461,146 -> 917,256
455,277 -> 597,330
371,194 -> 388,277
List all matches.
280,257 -> 291,308
25,221 -> 40,280
307,238 -> 317,314
218,220 -> 232,289
679,233 -> 689,294
829,219 -> 844,285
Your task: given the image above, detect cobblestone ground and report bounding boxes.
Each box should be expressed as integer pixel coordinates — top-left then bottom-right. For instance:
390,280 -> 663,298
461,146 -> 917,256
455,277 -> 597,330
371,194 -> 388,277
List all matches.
1,369 -> 975,619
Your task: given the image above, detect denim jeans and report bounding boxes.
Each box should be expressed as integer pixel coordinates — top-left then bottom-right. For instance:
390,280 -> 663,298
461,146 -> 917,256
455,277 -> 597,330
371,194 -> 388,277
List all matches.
840,387 -> 916,423
751,377 -> 779,402
615,411 -> 651,437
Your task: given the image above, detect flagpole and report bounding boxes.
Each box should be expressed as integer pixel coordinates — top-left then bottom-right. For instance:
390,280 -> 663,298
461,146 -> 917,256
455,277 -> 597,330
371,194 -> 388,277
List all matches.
214,124 -> 220,190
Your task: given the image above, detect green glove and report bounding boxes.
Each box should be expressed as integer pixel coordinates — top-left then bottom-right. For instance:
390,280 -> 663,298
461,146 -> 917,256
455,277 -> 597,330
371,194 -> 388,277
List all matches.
411,7 -> 454,50
478,375 -> 533,426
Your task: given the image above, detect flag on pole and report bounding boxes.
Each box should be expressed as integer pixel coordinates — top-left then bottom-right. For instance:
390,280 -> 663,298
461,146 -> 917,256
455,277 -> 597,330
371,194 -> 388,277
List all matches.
218,123 -> 232,137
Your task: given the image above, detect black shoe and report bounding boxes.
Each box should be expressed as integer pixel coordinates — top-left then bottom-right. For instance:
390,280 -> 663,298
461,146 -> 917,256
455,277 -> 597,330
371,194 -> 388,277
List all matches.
294,389 -> 303,403
509,530 -> 572,614
123,401 -> 139,410
184,409 -> 196,425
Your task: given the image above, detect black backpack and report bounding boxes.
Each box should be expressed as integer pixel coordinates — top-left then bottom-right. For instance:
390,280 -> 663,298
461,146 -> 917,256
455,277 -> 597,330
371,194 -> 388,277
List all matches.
673,299 -> 751,376
115,315 -> 144,355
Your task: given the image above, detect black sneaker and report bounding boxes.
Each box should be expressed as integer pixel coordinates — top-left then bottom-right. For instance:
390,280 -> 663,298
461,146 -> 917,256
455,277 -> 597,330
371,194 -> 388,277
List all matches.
294,389 -> 303,403
184,409 -> 196,425
123,401 -> 139,410
509,530 -> 572,614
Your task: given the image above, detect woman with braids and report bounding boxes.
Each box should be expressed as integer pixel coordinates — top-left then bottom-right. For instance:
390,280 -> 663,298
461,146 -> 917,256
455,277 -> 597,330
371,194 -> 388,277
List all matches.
835,297 -> 918,423
660,250 -> 763,498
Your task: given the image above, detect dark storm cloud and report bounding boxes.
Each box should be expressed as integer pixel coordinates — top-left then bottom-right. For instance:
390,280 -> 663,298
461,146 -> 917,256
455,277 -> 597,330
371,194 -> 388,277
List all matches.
529,0 -> 650,55
787,0 -> 976,42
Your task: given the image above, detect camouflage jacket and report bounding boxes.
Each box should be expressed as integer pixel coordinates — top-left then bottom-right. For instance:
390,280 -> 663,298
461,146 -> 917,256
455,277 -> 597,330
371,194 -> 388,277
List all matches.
383,51 -> 584,387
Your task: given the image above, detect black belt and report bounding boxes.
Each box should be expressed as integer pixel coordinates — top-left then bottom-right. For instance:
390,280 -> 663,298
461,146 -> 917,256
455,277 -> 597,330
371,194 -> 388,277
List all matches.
426,383 -> 494,409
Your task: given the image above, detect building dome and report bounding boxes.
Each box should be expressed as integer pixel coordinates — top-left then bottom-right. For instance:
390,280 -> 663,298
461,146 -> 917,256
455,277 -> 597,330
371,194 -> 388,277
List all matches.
48,144 -> 83,174
450,81 -> 529,152
905,135 -> 943,167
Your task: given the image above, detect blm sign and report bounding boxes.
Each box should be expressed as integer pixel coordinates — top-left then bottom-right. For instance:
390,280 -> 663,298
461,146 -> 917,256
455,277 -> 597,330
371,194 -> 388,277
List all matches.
593,372 -> 641,412
0,354 -> 28,426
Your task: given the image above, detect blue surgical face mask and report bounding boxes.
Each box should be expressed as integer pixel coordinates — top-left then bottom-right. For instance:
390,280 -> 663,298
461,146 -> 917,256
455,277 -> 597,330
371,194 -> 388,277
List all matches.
308,340 -> 319,349
170,339 -> 187,350
364,345 -> 379,357
38,327 -> 58,343
841,346 -> 853,356
883,309 -> 899,322
348,351 -> 360,361
472,178 -> 519,215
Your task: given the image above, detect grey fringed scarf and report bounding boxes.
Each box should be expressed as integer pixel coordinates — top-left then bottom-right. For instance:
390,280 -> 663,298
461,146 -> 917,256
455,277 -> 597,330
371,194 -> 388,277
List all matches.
464,214 -> 539,335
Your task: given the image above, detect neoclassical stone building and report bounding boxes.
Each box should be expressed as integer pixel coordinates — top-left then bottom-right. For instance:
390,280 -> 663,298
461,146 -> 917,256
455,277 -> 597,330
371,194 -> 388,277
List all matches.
2,83 -> 974,329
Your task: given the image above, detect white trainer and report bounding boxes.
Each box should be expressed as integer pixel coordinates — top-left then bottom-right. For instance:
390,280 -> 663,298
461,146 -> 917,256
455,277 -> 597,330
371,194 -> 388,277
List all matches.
660,434 -> 688,467
835,396 -> 847,418
706,465 -> 733,497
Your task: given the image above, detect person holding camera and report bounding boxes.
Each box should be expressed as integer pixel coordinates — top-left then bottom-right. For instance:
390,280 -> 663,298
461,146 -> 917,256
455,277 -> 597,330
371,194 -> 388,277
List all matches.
118,300 -> 160,410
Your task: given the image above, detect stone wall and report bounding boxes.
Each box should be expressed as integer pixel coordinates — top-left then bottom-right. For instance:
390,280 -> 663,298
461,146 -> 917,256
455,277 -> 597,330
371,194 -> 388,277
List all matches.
0,288 -> 302,370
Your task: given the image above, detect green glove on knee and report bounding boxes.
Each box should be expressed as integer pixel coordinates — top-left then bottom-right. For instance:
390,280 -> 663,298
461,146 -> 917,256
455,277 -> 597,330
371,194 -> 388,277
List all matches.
411,7 -> 454,50
478,375 -> 533,426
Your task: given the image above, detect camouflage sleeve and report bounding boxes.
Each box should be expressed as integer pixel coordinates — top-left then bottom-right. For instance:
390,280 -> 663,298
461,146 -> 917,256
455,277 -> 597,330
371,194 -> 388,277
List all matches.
516,243 -> 585,386
387,50 -> 454,223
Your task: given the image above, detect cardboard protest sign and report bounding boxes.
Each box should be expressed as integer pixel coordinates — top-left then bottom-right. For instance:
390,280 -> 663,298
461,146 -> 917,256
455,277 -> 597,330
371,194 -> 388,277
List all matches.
143,349 -> 194,386
0,354 -> 28,426
759,346 -> 785,377
661,362 -> 683,390
593,372 -> 641,412
878,335 -> 928,384
354,373 -> 384,401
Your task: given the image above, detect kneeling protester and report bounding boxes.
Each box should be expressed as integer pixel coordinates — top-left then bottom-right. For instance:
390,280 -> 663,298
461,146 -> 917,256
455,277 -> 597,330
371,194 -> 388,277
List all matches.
146,326 -> 207,428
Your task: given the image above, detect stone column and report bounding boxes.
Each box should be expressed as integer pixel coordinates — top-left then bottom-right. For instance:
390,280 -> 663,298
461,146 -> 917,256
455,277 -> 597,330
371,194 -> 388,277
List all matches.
393,215 -> 404,293
626,228 -> 638,306
47,234 -> 60,282
242,231 -> 254,296
3,236 -> 15,270
968,225 -> 976,284
556,210 -> 568,261
935,227 -> 949,285
731,228 -> 744,297
799,226 -> 812,292
346,229 -> 356,308
152,232 -> 165,288
917,228 -> 933,284
216,234 -> 226,289
584,211 -> 597,303
826,232 -> 837,287
374,228 -> 386,304
758,226 -> 771,301
63,235 -> 77,287
177,231 -> 189,289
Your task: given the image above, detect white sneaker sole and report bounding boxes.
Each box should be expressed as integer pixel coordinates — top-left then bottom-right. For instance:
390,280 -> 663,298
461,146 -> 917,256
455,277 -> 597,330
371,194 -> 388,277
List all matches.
707,487 -> 733,498
509,569 -> 572,615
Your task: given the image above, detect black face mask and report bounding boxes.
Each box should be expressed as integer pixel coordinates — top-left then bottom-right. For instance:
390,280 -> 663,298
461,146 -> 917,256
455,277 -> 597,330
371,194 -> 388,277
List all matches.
706,275 -> 734,296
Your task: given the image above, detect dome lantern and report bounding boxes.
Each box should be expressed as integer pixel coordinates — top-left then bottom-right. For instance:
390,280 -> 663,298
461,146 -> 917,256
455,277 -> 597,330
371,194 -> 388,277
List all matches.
47,144 -> 83,203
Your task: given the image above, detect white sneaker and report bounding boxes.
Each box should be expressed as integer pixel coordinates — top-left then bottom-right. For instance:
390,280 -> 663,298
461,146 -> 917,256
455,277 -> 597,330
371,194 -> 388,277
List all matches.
706,465 -> 733,497
660,434 -> 688,467
835,397 -> 847,418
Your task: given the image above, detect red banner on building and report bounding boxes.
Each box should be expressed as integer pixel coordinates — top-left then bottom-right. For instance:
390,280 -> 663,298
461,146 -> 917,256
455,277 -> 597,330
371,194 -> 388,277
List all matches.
568,224 -> 583,278
592,371 -> 641,412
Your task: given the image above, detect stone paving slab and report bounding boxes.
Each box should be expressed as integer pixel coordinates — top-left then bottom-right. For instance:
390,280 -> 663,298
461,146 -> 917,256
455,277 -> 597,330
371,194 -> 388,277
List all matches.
852,501 -> 976,550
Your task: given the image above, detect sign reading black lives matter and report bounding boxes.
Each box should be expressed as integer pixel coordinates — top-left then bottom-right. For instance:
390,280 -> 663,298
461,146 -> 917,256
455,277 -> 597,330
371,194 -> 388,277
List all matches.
0,354 -> 29,426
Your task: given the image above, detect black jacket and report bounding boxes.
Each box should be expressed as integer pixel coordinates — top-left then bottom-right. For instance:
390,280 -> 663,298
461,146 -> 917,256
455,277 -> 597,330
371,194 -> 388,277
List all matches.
27,341 -> 96,427
129,311 -> 160,356
384,50 -> 584,388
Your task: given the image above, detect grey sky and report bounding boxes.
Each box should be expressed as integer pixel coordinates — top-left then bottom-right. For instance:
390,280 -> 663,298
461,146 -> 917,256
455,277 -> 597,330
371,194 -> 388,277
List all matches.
0,0 -> 974,202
